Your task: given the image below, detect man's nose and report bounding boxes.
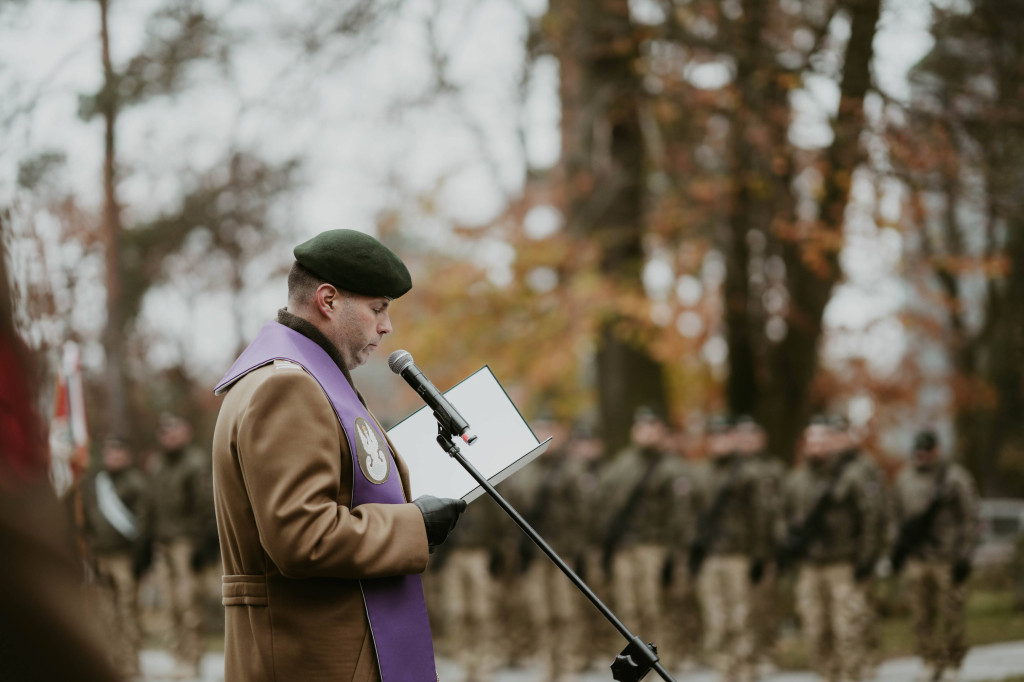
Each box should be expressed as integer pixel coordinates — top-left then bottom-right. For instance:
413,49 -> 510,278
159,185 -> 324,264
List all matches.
379,312 -> 393,335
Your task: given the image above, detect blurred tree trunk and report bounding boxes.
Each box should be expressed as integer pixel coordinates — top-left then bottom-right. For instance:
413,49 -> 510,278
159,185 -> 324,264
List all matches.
98,0 -> 129,435
551,0 -> 667,453
900,0 -> 1024,493
973,0 -> 1024,493
721,0 -> 795,422
762,0 -> 881,459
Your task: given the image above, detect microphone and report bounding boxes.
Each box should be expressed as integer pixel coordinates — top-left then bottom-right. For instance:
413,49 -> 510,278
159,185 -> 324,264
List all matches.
388,350 -> 477,445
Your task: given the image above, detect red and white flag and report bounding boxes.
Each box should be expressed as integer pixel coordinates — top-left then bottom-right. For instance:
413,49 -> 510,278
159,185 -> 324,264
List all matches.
49,342 -> 89,495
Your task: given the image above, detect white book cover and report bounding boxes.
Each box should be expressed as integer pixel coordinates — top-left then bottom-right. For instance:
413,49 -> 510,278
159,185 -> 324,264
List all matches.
387,366 -> 550,503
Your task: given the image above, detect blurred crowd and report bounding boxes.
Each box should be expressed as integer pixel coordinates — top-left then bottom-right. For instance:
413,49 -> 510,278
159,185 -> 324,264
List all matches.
41,402 -> 980,682
69,415 -> 217,681
426,409 -> 979,682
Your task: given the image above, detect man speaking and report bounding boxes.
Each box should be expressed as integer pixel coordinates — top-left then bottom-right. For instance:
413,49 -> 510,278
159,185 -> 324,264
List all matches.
212,229 -> 466,681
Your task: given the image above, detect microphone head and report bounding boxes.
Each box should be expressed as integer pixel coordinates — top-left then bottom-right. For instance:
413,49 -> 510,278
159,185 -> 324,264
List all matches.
388,349 -> 414,375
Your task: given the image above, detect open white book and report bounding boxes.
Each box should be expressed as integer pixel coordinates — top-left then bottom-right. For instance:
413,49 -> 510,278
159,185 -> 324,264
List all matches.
386,366 -> 550,503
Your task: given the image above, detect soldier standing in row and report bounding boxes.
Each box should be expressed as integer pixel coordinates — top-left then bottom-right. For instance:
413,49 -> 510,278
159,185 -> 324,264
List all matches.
517,416 -> 594,681
659,426 -> 701,673
891,429 -> 979,682
436,494 -> 505,682
780,416 -> 884,682
832,418 -> 888,677
80,435 -> 149,680
689,416 -> 764,682
147,413 -> 214,679
734,415 -> 786,675
599,407 -> 691,669
568,422 -> 616,672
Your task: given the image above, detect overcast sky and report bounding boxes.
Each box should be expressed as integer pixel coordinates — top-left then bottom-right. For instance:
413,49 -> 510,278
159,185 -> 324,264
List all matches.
2,0 -> 935,397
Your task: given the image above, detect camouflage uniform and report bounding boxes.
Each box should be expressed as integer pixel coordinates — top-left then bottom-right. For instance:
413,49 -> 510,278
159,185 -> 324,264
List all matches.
81,466 -> 148,678
436,495 -> 505,682
892,460 -> 979,680
146,443 -> 214,676
598,445 -> 692,670
783,451 -> 884,682
511,449 -> 594,681
856,450 -> 889,677
691,455 -> 765,682
659,456 -> 701,672
576,455 -> 615,670
747,453 -> 786,672
489,477 -> 533,669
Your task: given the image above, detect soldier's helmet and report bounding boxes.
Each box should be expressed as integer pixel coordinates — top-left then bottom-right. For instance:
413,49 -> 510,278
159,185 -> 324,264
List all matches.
912,429 -> 938,453
705,413 -> 733,434
633,404 -> 666,425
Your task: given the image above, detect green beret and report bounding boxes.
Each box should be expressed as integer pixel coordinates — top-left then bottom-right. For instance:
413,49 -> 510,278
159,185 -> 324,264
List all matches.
293,229 -> 412,299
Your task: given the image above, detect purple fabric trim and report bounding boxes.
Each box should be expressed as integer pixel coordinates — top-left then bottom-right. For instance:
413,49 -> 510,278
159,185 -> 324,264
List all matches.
215,321 -> 437,682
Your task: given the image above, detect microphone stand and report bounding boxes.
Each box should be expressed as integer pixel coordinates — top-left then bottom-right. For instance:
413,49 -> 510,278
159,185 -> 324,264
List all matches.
432,412 -> 676,682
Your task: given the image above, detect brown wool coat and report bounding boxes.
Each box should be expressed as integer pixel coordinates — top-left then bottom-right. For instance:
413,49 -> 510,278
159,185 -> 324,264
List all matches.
212,361 -> 430,682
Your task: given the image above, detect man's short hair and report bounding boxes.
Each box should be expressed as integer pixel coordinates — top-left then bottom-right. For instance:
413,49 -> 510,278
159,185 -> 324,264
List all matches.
287,262 -> 328,304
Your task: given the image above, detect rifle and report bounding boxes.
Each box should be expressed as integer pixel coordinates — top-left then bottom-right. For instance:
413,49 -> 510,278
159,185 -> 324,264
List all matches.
518,456 -> 567,572
688,456 -> 742,575
777,451 -> 857,569
890,464 -> 948,573
601,453 -> 662,575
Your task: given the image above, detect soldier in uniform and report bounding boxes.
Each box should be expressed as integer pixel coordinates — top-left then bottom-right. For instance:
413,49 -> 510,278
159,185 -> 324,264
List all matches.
436,494 -> 505,682
734,415 -> 785,675
598,407 -> 691,669
890,430 -> 979,682
659,424 -> 701,673
515,415 -> 593,682
689,416 -> 764,682
830,418 -> 888,677
80,434 -> 149,679
780,416 -> 885,682
566,421 -> 615,671
146,414 -> 214,678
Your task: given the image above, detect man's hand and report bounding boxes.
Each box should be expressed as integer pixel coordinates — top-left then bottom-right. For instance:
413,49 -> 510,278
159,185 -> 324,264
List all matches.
412,495 -> 467,553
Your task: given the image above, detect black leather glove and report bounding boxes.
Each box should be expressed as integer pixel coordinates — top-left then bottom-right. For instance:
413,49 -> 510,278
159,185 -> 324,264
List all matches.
952,558 -> 972,585
749,559 -> 765,585
413,495 -> 467,553
854,560 -> 874,582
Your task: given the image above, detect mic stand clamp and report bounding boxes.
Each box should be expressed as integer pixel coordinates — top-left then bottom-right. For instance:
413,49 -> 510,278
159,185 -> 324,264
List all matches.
432,416 -> 674,682
613,638 -> 660,682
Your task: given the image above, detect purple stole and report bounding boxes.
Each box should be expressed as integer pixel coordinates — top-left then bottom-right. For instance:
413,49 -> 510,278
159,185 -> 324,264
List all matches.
215,321 -> 437,682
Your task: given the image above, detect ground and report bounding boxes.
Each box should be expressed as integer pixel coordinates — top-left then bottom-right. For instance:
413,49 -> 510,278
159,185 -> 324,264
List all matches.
139,640 -> 1024,682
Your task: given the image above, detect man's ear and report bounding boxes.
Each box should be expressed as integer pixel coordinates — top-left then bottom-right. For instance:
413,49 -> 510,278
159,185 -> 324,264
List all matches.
314,284 -> 339,317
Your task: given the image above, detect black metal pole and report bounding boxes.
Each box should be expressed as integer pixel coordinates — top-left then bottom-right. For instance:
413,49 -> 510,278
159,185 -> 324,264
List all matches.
434,424 -> 676,682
